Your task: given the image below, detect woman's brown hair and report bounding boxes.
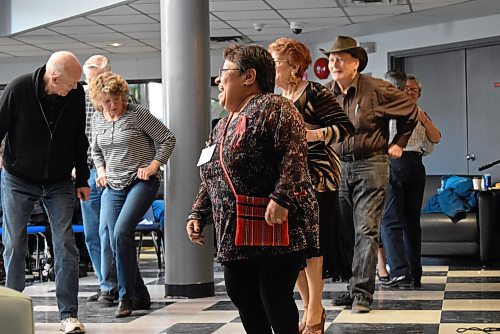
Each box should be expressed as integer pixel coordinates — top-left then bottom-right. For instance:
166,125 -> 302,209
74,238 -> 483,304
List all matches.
88,71 -> 129,112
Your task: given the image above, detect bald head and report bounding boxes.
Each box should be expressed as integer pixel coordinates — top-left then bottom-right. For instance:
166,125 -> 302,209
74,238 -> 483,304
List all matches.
83,55 -> 111,83
44,51 -> 82,96
46,51 -> 81,77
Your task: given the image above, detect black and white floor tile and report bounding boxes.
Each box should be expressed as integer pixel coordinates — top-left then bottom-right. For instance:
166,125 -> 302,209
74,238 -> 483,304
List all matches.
21,252 -> 500,334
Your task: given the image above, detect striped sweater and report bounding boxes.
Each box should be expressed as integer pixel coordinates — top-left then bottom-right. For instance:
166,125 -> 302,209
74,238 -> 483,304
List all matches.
293,81 -> 355,192
91,103 -> 176,190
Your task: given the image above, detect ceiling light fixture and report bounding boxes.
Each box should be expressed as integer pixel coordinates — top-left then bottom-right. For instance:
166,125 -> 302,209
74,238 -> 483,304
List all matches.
107,42 -> 123,47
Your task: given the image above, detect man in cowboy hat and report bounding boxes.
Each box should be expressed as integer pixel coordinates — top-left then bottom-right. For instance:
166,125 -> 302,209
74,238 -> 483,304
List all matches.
321,36 -> 418,313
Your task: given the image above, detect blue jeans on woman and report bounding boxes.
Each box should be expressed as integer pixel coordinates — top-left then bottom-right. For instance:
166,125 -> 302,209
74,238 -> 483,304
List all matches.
80,167 -> 116,293
100,177 -> 159,302
1,169 -> 79,319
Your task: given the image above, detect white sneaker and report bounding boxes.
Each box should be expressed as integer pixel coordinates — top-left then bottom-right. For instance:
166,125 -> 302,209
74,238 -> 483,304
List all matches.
60,317 -> 85,334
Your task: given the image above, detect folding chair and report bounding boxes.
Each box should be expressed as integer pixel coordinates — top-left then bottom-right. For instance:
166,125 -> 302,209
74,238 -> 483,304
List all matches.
136,206 -> 163,270
0,225 -> 47,282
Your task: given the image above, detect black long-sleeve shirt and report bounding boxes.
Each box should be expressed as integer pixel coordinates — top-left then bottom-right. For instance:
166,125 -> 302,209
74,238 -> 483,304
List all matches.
0,65 -> 89,188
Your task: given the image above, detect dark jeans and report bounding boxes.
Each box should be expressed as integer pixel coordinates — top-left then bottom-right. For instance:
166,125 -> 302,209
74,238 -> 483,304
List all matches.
381,152 -> 426,281
1,169 -> 79,319
339,155 -> 389,303
223,254 -> 303,334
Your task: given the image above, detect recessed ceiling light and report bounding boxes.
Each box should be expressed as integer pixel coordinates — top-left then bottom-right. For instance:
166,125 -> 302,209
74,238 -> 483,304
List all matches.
107,42 -> 123,47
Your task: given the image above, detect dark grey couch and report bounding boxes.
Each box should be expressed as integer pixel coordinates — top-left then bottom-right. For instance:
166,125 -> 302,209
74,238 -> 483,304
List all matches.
420,175 -> 500,261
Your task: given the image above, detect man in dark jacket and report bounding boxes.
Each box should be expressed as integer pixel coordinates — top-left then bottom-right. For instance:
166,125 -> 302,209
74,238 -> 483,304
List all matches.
0,51 -> 89,334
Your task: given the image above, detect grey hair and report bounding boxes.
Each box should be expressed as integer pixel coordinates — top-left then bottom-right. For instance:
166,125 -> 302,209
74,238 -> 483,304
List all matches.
384,70 -> 407,91
83,55 -> 111,72
406,73 -> 422,97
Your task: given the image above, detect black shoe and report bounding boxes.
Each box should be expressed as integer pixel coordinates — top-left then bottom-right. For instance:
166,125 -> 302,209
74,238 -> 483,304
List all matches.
377,272 -> 390,283
382,275 -> 412,288
133,298 -> 151,310
332,292 -> 353,306
78,264 -> 88,278
97,290 -> 118,306
351,294 -> 371,313
115,300 -> 133,318
87,290 -> 101,302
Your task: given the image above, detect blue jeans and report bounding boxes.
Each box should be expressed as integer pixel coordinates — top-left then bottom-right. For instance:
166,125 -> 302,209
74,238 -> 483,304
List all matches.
1,169 -> 79,319
339,155 -> 389,303
80,168 -> 116,292
100,177 -> 159,301
381,152 -> 425,281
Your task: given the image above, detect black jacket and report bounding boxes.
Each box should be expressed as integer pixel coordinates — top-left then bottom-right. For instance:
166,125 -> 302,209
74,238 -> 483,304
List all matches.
0,65 -> 89,188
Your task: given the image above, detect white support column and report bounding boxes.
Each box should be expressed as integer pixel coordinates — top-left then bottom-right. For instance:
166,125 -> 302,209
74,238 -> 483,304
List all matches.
0,0 -> 11,36
161,0 -> 214,298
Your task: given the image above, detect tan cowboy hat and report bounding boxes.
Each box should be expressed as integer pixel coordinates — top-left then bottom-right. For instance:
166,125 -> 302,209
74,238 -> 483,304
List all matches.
319,36 -> 368,72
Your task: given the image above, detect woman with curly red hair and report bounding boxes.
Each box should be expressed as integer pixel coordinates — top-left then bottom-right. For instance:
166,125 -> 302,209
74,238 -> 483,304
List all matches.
269,38 -> 355,334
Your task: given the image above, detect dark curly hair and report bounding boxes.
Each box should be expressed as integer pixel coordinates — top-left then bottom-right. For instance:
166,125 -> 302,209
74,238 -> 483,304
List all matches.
223,44 -> 275,93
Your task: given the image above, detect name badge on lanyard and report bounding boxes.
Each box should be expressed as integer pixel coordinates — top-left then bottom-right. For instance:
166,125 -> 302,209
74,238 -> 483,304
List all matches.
197,144 -> 216,166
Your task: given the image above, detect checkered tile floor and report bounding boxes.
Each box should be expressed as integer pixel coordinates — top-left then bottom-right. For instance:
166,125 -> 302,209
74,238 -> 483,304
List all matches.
19,252 -> 500,333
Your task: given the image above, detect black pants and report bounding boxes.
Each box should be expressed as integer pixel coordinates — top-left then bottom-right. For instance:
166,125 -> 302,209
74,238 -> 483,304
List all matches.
316,190 -> 353,281
223,254 -> 303,334
381,152 -> 426,280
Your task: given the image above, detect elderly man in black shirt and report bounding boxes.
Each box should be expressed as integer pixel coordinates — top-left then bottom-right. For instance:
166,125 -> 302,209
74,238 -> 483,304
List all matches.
0,51 -> 89,334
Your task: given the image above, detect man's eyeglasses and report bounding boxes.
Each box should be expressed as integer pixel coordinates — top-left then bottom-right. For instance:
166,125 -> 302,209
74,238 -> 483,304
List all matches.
218,68 -> 240,77
405,87 -> 419,94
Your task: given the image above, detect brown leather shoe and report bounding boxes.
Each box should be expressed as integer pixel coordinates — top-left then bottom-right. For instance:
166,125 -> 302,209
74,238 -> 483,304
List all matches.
97,290 -> 118,306
115,300 -> 133,318
87,290 -> 101,302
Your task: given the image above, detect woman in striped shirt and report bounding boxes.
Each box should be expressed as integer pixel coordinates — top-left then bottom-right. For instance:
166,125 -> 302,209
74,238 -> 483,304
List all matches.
89,72 -> 175,318
269,38 -> 355,334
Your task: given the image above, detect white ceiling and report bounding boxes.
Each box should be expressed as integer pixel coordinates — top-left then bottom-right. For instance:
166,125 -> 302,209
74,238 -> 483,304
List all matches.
0,0 -> 495,59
